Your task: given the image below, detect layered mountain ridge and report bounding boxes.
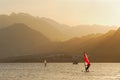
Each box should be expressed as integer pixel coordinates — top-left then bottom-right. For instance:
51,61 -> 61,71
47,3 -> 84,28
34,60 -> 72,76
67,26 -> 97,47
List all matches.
0,13 -> 119,62
0,13 -> 117,41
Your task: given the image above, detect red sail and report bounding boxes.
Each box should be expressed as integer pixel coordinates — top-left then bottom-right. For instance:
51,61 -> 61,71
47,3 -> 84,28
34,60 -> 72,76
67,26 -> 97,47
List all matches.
84,53 -> 91,71
84,53 -> 90,65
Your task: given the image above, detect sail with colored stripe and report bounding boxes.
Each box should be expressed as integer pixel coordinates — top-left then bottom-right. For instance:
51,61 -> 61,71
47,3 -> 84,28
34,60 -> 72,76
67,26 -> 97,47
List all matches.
84,53 -> 91,72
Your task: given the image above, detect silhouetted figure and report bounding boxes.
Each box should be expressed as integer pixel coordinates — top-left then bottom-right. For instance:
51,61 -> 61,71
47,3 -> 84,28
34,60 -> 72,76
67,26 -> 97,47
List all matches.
44,60 -> 47,67
85,63 -> 90,72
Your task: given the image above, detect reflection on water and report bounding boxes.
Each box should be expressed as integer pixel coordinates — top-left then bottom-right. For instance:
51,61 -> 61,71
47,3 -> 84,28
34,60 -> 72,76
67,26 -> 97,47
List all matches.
0,63 -> 119,80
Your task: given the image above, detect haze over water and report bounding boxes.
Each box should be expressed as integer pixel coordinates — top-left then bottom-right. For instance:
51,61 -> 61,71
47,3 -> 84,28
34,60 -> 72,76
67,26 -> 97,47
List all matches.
0,63 -> 119,80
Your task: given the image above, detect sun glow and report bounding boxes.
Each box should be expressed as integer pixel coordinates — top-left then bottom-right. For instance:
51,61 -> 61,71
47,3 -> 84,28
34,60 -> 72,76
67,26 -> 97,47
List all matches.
0,0 -> 120,26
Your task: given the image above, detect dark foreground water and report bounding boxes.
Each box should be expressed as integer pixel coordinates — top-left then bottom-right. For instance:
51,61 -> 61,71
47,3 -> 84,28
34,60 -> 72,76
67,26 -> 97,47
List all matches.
0,63 -> 119,80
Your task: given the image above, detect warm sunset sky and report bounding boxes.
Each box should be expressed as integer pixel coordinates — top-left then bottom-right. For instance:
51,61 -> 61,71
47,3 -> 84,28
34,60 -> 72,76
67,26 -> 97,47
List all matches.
0,0 -> 120,26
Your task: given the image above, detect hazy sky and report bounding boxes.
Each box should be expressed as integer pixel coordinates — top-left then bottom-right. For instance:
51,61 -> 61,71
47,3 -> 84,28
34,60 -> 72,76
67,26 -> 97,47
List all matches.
0,0 -> 120,26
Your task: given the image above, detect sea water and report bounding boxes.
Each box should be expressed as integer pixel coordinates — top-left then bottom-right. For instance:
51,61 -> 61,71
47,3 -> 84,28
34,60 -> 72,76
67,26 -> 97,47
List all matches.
0,63 -> 119,80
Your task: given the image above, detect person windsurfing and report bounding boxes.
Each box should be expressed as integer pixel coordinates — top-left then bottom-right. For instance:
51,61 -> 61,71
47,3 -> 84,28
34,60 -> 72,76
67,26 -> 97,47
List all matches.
44,60 -> 47,67
84,53 -> 91,72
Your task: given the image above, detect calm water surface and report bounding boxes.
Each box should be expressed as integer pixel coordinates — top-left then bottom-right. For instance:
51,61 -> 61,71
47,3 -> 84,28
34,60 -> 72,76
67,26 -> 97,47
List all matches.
0,63 -> 119,80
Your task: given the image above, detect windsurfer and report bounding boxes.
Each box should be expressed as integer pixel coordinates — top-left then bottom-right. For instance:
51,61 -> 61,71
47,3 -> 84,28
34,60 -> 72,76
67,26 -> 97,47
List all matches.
84,53 -> 91,72
44,60 -> 47,67
85,63 -> 90,72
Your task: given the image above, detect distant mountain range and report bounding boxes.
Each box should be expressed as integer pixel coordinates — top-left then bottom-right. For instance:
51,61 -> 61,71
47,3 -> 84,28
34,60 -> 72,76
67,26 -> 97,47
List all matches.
0,13 -> 117,41
0,23 -> 53,59
60,29 -> 120,62
0,13 -> 119,62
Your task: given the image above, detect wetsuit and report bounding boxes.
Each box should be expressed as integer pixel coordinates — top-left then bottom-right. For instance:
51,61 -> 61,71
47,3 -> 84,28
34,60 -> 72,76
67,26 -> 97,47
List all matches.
86,63 -> 90,71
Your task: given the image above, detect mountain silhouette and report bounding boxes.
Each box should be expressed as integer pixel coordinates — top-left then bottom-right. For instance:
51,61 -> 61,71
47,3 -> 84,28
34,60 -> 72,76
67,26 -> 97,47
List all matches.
0,13 -> 68,41
89,28 -> 120,62
60,28 -> 120,62
0,23 -> 52,60
0,25 -> 119,62
0,13 -> 117,41
0,13 -> 119,62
